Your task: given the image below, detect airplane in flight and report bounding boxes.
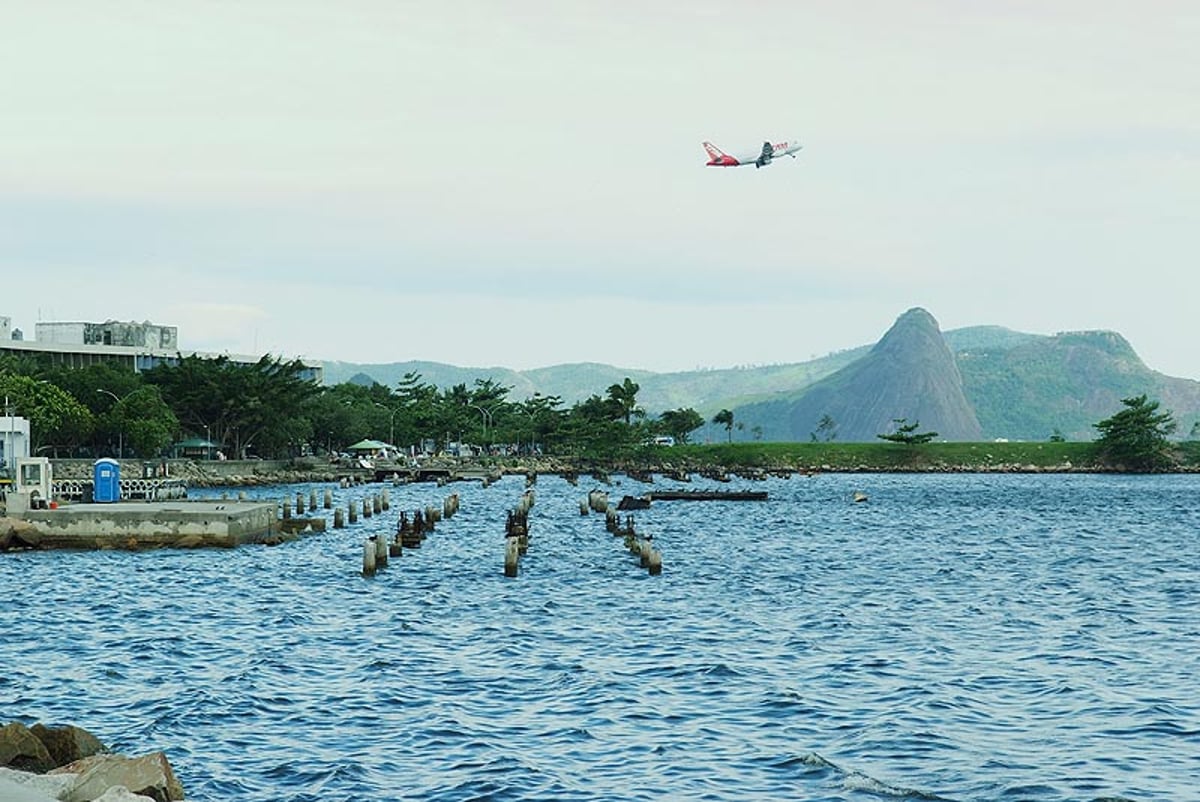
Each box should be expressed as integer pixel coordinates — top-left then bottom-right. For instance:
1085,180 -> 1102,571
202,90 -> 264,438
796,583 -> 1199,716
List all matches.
703,139 -> 802,168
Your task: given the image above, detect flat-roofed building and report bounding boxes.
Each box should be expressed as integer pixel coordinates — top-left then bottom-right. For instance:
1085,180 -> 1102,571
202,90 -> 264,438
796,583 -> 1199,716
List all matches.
0,317 -> 322,383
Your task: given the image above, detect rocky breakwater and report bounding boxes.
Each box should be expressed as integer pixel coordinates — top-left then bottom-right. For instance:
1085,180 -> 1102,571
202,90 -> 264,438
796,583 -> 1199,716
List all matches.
0,721 -> 184,801
0,516 -> 42,551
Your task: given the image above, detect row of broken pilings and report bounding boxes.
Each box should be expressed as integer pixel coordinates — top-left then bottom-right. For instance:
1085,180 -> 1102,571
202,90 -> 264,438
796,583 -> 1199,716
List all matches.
503,489 -> 535,577
582,488 -> 662,576
362,492 -> 461,577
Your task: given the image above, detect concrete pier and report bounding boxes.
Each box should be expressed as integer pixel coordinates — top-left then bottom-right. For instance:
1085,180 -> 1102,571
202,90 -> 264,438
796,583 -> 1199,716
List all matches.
11,501 -> 279,550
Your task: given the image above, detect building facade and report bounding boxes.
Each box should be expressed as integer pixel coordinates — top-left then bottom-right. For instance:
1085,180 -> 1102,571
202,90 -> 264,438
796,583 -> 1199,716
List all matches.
0,317 -> 322,382
1,416 -> 31,474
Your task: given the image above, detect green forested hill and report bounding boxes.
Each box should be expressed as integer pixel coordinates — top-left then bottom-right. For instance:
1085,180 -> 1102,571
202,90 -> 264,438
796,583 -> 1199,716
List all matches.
320,315 -> 1200,442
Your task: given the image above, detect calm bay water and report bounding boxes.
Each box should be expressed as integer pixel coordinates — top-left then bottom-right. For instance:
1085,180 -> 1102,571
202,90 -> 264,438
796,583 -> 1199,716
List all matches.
2,472 -> 1198,801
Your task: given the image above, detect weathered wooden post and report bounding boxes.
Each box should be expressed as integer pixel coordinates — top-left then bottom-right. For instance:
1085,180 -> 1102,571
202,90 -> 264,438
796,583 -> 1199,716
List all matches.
389,532 -> 402,558
381,488 -> 390,510
376,531 -> 389,568
295,491 -> 305,515
372,494 -> 382,515
333,507 -> 345,528
648,549 -> 663,576
580,499 -> 589,516
281,497 -> 291,519
363,496 -> 373,518
504,537 -> 519,577
348,500 -> 358,524
237,491 -> 247,501
309,488 -> 318,511
324,488 -> 333,509
363,536 -> 377,577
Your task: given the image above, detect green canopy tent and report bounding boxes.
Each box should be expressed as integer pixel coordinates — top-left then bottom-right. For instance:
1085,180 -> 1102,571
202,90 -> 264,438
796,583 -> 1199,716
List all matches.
172,438 -> 220,460
346,439 -> 391,452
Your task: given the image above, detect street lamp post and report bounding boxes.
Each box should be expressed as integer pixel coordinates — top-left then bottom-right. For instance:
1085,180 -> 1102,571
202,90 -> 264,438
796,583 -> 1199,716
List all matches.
468,404 -> 494,449
97,389 -> 123,460
373,403 -> 399,448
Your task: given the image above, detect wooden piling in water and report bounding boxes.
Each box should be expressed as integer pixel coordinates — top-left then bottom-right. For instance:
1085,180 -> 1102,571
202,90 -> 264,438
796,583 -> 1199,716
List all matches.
376,531 -> 389,568
648,549 -> 663,575
504,537 -> 519,577
363,537 -> 377,577
363,496 -> 373,518
296,492 -> 305,515
333,508 -> 345,528
389,531 -> 402,558
281,498 -> 291,519
348,501 -> 358,524
324,488 -> 333,509
381,488 -> 390,510
373,494 -> 382,515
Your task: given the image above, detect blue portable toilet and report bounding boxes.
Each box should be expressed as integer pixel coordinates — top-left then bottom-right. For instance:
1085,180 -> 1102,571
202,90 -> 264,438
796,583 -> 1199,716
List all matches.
93,458 -> 121,503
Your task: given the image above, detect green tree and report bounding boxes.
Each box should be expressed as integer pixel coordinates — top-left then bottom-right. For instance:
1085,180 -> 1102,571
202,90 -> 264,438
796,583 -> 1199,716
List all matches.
1093,394 -> 1176,471
112,386 -> 179,457
605,378 -> 642,425
145,354 -> 319,458
812,414 -> 838,442
0,371 -> 95,454
877,418 -> 938,445
658,407 -> 704,444
713,408 -> 735,442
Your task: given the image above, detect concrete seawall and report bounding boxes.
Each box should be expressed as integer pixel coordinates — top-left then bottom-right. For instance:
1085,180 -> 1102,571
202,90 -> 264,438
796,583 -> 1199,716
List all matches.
15,500 -> 279,550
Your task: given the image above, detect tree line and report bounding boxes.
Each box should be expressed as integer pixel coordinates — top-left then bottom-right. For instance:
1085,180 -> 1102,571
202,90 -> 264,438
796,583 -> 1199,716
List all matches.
0,352 -> 1183,471
0,354 -> 703,460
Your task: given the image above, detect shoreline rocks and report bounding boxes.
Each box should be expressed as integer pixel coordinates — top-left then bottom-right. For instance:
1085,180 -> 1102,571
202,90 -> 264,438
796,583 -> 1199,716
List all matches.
0,722 -> 184,802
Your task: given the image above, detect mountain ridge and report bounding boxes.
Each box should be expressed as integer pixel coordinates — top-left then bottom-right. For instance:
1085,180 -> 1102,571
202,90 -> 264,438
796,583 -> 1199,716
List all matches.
319,311 -> 1200,442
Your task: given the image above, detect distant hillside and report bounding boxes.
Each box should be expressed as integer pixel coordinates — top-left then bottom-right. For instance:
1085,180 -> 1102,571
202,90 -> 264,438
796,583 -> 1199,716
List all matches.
319,312 -> 1200,443
733,308 -> 982,442
958,330 -> 1200,440
320,352 -> 868,414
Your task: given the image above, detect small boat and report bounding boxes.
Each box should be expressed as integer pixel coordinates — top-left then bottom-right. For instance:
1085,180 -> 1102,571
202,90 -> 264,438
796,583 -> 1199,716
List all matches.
616,494 -> 652,510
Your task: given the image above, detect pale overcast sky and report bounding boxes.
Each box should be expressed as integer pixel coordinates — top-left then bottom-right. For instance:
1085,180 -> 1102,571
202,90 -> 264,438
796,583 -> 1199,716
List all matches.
2,1 -> 1197,378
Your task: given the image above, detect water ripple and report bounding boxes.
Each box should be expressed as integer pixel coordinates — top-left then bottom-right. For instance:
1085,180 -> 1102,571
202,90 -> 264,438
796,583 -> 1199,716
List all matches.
3,473 -> 1198,800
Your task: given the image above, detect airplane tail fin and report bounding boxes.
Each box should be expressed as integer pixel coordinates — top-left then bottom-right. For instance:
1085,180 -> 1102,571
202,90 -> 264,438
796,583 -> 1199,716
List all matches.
702,142 -> 726,161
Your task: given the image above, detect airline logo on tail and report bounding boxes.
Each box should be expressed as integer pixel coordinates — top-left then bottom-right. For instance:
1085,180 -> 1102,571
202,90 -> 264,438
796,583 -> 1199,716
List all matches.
703,138 -> 802,168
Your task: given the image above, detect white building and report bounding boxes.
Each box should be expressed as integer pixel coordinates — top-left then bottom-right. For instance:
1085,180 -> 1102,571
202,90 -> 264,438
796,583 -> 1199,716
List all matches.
1,416 -> 31,473
36,320 -> 179,350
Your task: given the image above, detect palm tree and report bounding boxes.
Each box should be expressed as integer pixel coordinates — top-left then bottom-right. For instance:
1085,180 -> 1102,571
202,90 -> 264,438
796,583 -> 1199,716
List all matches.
606,378 -> 641,425
713,408 -> 734,442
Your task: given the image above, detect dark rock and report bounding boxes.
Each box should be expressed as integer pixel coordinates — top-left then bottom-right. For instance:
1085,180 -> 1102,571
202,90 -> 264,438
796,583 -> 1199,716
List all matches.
0,722 -> 56,774
30,723 -> 107,769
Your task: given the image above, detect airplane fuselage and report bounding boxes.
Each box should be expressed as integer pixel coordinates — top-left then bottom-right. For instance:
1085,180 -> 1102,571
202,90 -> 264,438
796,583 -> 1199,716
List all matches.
703,139 -> 802,168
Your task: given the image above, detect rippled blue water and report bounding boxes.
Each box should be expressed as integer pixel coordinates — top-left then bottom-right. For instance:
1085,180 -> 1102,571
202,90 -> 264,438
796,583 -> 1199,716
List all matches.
3,473 -> 1198,801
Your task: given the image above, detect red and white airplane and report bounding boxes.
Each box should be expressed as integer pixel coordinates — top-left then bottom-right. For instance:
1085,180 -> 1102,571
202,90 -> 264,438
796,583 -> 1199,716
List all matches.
703,139 -> 802,168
